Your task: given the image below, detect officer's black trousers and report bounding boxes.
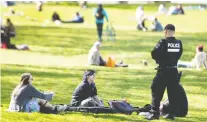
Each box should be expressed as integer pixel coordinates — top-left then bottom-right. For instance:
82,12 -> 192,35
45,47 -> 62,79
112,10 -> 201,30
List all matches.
151,68 -> 179,115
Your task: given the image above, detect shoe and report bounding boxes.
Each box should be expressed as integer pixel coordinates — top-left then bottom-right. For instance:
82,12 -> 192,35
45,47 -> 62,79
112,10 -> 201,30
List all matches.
163,114 -> 175,120
139,112 -> 151,116
119,60 -> 123,64
145,113 -> 159,120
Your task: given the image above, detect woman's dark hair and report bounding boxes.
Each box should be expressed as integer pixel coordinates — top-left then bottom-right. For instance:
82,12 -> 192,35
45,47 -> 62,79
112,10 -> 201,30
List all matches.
197,45 -> 204,52
76,12 -> 80,16
85,70 -> 96,76
98,4 -> 103,10
12,73 -> 31,96
98,4 -> 103,14
7,18 -> 11,23
97,4 -> 104,19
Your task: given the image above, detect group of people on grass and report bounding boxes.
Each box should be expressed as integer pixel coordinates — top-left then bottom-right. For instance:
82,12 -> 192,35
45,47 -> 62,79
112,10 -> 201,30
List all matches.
4,3 -> 207,122
8,69 -> 187,118
136,4 -> 185,32
8,70 -> 104,113
51,4 -> 108,41
136,6 -> 164,32
158,4 -> 185,15
52,11 -> 84,24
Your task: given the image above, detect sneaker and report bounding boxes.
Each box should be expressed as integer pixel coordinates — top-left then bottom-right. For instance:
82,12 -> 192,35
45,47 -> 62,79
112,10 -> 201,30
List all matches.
163,114 -> 175,120
145,113 -> 160,120
139,112 -> 151,116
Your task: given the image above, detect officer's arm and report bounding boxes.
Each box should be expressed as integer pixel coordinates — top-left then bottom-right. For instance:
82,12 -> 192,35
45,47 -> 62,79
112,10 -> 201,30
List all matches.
178,41 -> 183,59
151,40 -> 164,61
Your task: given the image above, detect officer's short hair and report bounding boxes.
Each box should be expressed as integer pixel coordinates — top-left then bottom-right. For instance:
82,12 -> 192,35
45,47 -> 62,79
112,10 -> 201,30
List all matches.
164,24 -> 175,31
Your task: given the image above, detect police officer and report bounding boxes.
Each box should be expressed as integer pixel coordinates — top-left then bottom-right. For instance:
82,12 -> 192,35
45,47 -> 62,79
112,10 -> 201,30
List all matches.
146,24 -> 183,120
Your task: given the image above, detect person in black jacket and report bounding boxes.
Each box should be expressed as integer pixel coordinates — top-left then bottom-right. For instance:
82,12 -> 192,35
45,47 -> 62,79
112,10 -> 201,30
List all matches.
146,24 -> 183,120
70,70 -> 104,107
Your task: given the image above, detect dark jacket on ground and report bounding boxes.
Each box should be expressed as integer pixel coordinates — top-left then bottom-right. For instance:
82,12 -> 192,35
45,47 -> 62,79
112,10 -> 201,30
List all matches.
70,74 -> 97,106
162,83 -> 188,117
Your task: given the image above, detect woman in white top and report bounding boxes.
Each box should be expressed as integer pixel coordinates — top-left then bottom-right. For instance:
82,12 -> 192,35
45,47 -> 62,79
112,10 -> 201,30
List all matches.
178,45 -> 207,70
88,41 -> 128,67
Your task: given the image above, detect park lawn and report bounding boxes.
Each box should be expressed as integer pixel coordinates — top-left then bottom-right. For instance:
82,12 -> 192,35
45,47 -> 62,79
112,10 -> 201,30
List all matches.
1,64 -> 207,122
1,3 -> 207,122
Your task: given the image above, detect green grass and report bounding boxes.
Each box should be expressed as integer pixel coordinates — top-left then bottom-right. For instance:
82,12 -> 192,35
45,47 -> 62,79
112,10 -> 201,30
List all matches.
1,3 -> 207,122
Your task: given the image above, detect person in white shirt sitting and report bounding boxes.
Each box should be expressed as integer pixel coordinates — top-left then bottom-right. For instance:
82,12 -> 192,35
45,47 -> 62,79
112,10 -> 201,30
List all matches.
88,41 -> 128,67
178,45 -> 207,70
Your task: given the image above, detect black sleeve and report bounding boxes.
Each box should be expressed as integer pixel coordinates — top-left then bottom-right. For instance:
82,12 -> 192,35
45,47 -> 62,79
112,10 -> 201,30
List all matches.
92,86 -> 97,96
151,39 -> 165,62
74,83 -> 87,97
178,41 -> 183,60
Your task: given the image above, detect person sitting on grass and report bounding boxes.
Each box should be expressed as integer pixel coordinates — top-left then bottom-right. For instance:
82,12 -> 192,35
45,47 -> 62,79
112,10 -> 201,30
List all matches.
52,11 -> 61,22
1,20 -> 17,49
88,41 -> 128,67
70,70 -> 104,107
137,18 -> 147,32
62,12 -> 84,23
5,18 -> 16,37
178,45 -> 207,70
8,73 -> 69,114
151,18 -> 163,32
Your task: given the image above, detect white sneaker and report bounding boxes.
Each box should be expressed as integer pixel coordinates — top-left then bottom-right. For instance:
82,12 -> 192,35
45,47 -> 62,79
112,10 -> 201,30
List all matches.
139,112 -> 151,116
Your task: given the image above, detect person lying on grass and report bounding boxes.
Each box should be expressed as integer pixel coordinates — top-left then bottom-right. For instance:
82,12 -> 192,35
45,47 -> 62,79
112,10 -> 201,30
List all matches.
70,70 -> 104,107
8,73 -> 68,114
178,45 -> 207,70
88,41 -> 128,67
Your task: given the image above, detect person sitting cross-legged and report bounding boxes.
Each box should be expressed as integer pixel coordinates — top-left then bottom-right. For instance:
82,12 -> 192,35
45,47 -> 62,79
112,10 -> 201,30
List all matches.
70,70 -> 104,107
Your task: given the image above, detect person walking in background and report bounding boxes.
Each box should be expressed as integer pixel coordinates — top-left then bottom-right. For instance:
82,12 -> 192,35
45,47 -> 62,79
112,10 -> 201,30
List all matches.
94,4 -> 109,41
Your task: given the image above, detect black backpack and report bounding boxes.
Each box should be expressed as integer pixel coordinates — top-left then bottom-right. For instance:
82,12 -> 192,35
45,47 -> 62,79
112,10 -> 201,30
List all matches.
108,100 -> 135,115
96,9 -> 104,20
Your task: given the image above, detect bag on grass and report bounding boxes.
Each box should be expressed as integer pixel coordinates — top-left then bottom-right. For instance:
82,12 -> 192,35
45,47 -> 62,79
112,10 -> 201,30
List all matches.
108,100 -> 135,115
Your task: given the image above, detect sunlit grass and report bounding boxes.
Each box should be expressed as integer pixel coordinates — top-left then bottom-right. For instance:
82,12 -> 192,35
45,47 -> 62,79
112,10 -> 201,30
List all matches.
1,3 -> 207,122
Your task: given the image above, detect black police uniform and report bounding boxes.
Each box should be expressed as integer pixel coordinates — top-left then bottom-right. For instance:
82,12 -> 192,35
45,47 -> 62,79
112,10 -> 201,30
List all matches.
150,36 -> 183,118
